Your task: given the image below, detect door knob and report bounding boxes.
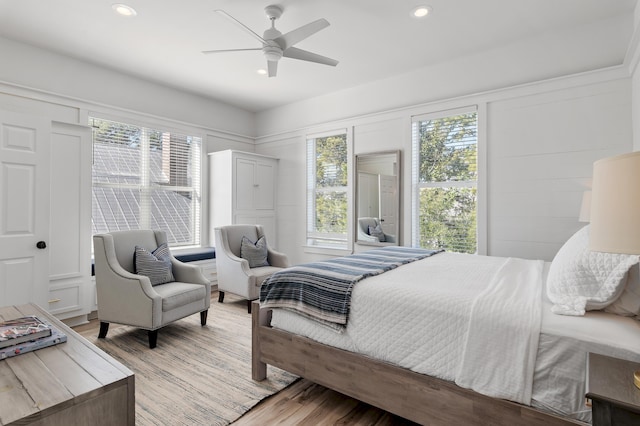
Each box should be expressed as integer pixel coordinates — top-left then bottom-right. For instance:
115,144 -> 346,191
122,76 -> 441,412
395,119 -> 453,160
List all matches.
36,241 -> 47,249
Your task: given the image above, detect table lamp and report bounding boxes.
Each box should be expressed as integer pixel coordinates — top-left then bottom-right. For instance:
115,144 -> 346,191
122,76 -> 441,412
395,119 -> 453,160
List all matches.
589,151 -> 640,390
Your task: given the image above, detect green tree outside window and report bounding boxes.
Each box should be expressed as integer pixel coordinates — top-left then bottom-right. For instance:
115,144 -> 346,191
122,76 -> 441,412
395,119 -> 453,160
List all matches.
308,133 -> 348,247
415,113 -> 477,253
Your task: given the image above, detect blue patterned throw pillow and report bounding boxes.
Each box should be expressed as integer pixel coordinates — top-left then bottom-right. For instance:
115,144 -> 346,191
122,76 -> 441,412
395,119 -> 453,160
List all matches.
240,236 -> 270,268
368,224 -> 386,242
134,243 -> 174,286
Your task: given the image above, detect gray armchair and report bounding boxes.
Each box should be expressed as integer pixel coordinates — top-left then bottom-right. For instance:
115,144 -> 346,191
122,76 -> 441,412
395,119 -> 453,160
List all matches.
214,225 -> 289,313
93,230 -> 211,348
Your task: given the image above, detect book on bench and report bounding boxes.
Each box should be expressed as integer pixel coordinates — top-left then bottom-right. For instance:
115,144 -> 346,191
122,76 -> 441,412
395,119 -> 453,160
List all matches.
0,317 -> 67,360
0,316 -> 52,349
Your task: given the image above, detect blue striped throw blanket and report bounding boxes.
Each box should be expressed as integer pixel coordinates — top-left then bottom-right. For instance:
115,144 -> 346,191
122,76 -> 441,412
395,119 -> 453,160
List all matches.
260,246 -> 443,332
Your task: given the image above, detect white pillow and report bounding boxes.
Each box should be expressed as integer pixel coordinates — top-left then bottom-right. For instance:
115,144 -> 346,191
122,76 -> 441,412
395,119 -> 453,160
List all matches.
546,225 -> 639,316
604,264 -> 640,317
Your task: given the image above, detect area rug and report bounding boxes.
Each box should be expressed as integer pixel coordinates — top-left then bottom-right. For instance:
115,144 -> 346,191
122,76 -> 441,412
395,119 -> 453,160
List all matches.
79,298 -> 298,425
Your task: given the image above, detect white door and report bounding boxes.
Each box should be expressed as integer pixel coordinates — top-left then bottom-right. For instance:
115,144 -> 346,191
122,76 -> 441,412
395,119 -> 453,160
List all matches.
0,110 -> 50,308
379,174 -> 397,237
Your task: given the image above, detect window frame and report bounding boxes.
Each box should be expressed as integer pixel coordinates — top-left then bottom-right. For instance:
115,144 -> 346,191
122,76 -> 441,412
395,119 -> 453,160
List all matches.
411,105 -> 486,254
305,128 -> 353,254
89,115 -> 203,249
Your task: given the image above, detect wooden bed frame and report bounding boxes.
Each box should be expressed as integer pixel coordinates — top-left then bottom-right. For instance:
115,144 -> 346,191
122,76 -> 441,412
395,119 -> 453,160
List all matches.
251,302 -> 585,426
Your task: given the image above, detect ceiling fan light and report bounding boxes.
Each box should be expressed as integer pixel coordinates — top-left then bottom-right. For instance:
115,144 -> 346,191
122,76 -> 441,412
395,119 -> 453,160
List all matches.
257,69 -> 268,75
263,46 -> 283,62
411,5 -> 432,18
112,4 -> 137,17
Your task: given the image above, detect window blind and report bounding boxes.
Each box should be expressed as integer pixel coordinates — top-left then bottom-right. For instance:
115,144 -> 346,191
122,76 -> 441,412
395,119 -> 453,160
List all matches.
90,117 -> 201,246
412,110 -> 478,253
306,131 -> 348,248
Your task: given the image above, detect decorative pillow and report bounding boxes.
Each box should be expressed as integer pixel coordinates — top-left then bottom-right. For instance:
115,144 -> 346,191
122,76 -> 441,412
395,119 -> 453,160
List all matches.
240,236 -> 270,268
368,224 -> 386,242
604,264 -> 640,317
546,225 -> 639,316
134,243 -> 174,286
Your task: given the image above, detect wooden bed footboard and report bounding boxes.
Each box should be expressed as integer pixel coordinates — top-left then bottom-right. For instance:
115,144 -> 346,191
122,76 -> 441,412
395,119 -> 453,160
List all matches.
251,301 -> 583,425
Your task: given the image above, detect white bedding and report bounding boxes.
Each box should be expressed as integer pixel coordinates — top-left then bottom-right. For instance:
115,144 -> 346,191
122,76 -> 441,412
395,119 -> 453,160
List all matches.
532,280 -> 640,422
270,253 -> 640,423
270,252 -> 544,405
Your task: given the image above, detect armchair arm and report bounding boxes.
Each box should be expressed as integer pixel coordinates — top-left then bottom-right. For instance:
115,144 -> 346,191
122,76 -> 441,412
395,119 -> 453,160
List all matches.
267,248 -> 289,268
358,232 -> 380,243
171,258 -> 210,285
217,245 -> 252,276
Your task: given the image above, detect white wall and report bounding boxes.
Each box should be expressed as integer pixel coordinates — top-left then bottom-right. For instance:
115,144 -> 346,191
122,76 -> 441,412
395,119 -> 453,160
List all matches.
256,69 -> 633,264
487,78 -> 631,259
1,12 -> 638,267
0,36 -> 257,253
0,36 -> 255,137
255,13 -> 632,138
252,8 -> 638,264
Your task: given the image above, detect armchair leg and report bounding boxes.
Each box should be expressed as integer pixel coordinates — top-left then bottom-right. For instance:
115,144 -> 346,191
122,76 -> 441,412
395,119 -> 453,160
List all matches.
98,322 -> 109,338
247,300 -> 252,314
148,329 -> 158,349
218,291 -> 225,303
200,310 -> 208,326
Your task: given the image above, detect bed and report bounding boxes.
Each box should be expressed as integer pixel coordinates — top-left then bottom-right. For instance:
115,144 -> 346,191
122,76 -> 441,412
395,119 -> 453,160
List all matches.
251,226 -> 640,425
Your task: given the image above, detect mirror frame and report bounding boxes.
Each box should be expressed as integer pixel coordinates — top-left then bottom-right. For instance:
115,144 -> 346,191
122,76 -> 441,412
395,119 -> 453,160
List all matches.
355,150 -> 401,246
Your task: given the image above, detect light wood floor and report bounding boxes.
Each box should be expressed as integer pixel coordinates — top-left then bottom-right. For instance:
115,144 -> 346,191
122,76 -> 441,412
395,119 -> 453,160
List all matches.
73,292 -> 418,426
232,377 -> 418,425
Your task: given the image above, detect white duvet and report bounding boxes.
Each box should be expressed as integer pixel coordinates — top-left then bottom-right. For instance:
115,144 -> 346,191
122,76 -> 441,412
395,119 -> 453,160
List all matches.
270,252 -> 544,405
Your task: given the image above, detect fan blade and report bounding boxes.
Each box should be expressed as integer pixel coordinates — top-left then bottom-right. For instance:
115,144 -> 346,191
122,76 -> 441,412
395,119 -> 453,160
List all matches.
274,18 -> 330,50
215,9 -> 266,44
267,60 -> 278,77
283,47 -> 338,66
202,48 -> 262,54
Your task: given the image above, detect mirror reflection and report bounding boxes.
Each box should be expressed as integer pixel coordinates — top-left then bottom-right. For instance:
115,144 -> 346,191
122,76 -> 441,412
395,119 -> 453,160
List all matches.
356,151 -> 400,246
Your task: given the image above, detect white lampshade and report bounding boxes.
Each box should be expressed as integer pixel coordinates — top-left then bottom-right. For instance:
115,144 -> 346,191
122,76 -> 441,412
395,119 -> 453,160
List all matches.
590,151 -> 640,254
578,190 -> 591,222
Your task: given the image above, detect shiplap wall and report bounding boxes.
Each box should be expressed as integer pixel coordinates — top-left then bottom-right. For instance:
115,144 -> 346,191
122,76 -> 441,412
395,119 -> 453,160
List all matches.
487,79 -> 632,260
257,73 -> 633,264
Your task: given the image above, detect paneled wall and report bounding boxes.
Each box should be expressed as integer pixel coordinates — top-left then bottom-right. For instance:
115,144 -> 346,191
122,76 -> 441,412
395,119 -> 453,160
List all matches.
0,51 -> 255,321
487,79 -> 631,259
0,36 -> 255,137
257,71 -> 633,264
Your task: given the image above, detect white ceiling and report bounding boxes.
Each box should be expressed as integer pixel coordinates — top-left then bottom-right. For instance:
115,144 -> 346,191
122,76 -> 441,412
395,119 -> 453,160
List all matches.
0,0 -> 636,112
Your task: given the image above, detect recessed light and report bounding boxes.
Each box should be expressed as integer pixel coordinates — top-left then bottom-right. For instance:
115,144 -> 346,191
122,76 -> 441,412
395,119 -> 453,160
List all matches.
112,4 -> 137,17
411,5 -> 432,18
257,69 -> 268,76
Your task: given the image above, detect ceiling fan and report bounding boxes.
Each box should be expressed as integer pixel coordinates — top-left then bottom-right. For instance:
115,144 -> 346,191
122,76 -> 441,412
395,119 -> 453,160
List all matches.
202,4 -> 338,77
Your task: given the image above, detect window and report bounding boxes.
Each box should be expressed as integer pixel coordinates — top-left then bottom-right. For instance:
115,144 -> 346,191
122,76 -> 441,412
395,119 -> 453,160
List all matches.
307,131 -> 349,249
90,117 -> 202,247
412,109 -> 478,253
